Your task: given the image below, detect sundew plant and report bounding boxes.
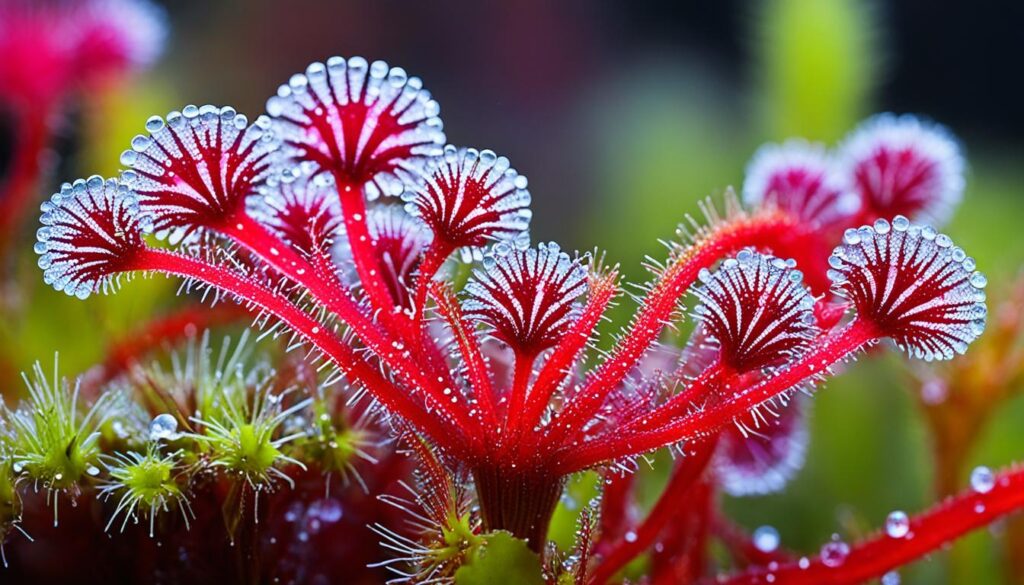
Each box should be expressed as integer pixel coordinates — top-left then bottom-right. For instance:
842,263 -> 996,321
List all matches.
5,44 -> 1023,584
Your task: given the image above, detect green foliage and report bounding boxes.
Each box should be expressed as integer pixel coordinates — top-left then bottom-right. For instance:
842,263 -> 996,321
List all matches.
99,445 -> 190,535
755,0 -> 879,141
298,397 -> 369,478
191,385 -> 310,490
3,361 -> 114,494
454,531 -> 545,585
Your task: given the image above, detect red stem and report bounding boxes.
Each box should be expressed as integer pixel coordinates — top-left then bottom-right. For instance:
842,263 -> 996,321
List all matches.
717,465 -> 1024,585
134,248 -> 467,456
504,353 -> 537,440
431,282 -> 499,447
516,271 -> 619,457
334,178 -> 396,315
221,212 -> 476,440
542,213 -> 799,452
589,439 -> 718,584
473,465 -> 565,553
556,320 -> 877,473
619,360 -> 730,436
412,241 -> 452,321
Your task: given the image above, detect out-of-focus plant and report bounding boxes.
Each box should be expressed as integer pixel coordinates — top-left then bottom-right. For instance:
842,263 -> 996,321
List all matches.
0,0 -> 174,390
754,0 -> 879,142
908,272 -> 1024,583
0,0 -> 165,260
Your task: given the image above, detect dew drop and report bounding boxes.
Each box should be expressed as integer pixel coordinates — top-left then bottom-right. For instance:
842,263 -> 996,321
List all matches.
882,571 -> 901,585
885,510 -> 910,538
149,413 -> 179,442
753,525 -> 780,553
971,466 -> 995,494
86,465 -> 101,477
819,535 -> 850,568
920,379 -> 948,405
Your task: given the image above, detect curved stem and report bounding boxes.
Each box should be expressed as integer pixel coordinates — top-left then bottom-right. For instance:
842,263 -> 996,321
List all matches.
220,213 -> 476,439
517,270 -> 619,457
717,465 -> 1024,585
133,248 -> 467,457
590,439 -> 718,584
542,212 -> 800,452
557,320 -> 877,473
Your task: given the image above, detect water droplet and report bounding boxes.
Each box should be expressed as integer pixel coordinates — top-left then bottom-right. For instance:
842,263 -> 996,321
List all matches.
882,571 -> 901,585
149,413 -> 179,442
753,525 -> 780,553
920,380 -> 948,405
623,531 -> 637,543
819,535 -> 849,568
971,466 -> 995,494
86,465 -> 101,477
885,511 -> 910,538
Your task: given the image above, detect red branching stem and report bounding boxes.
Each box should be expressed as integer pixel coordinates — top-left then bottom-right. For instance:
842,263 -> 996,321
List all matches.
545,212 -> 799,451
334,178 -> 397,314
220,211 -> 364,321
516,271 -> 619,456
589,440 -> 718,585
431,282 -> 499,443
220,211 -> 474,438
132,248 -> 467,456
0,108 -> 49,260
557,320 -> 878,472
620,360 -> 731,436
412,242 -> 452,321
718,465 -> 1024,585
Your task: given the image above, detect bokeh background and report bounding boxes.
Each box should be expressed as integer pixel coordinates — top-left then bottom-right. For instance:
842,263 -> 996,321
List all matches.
3,1 -> 1023,583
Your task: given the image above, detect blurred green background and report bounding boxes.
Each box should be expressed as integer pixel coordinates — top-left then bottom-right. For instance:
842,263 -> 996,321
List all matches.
3,0 -> 1023,583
